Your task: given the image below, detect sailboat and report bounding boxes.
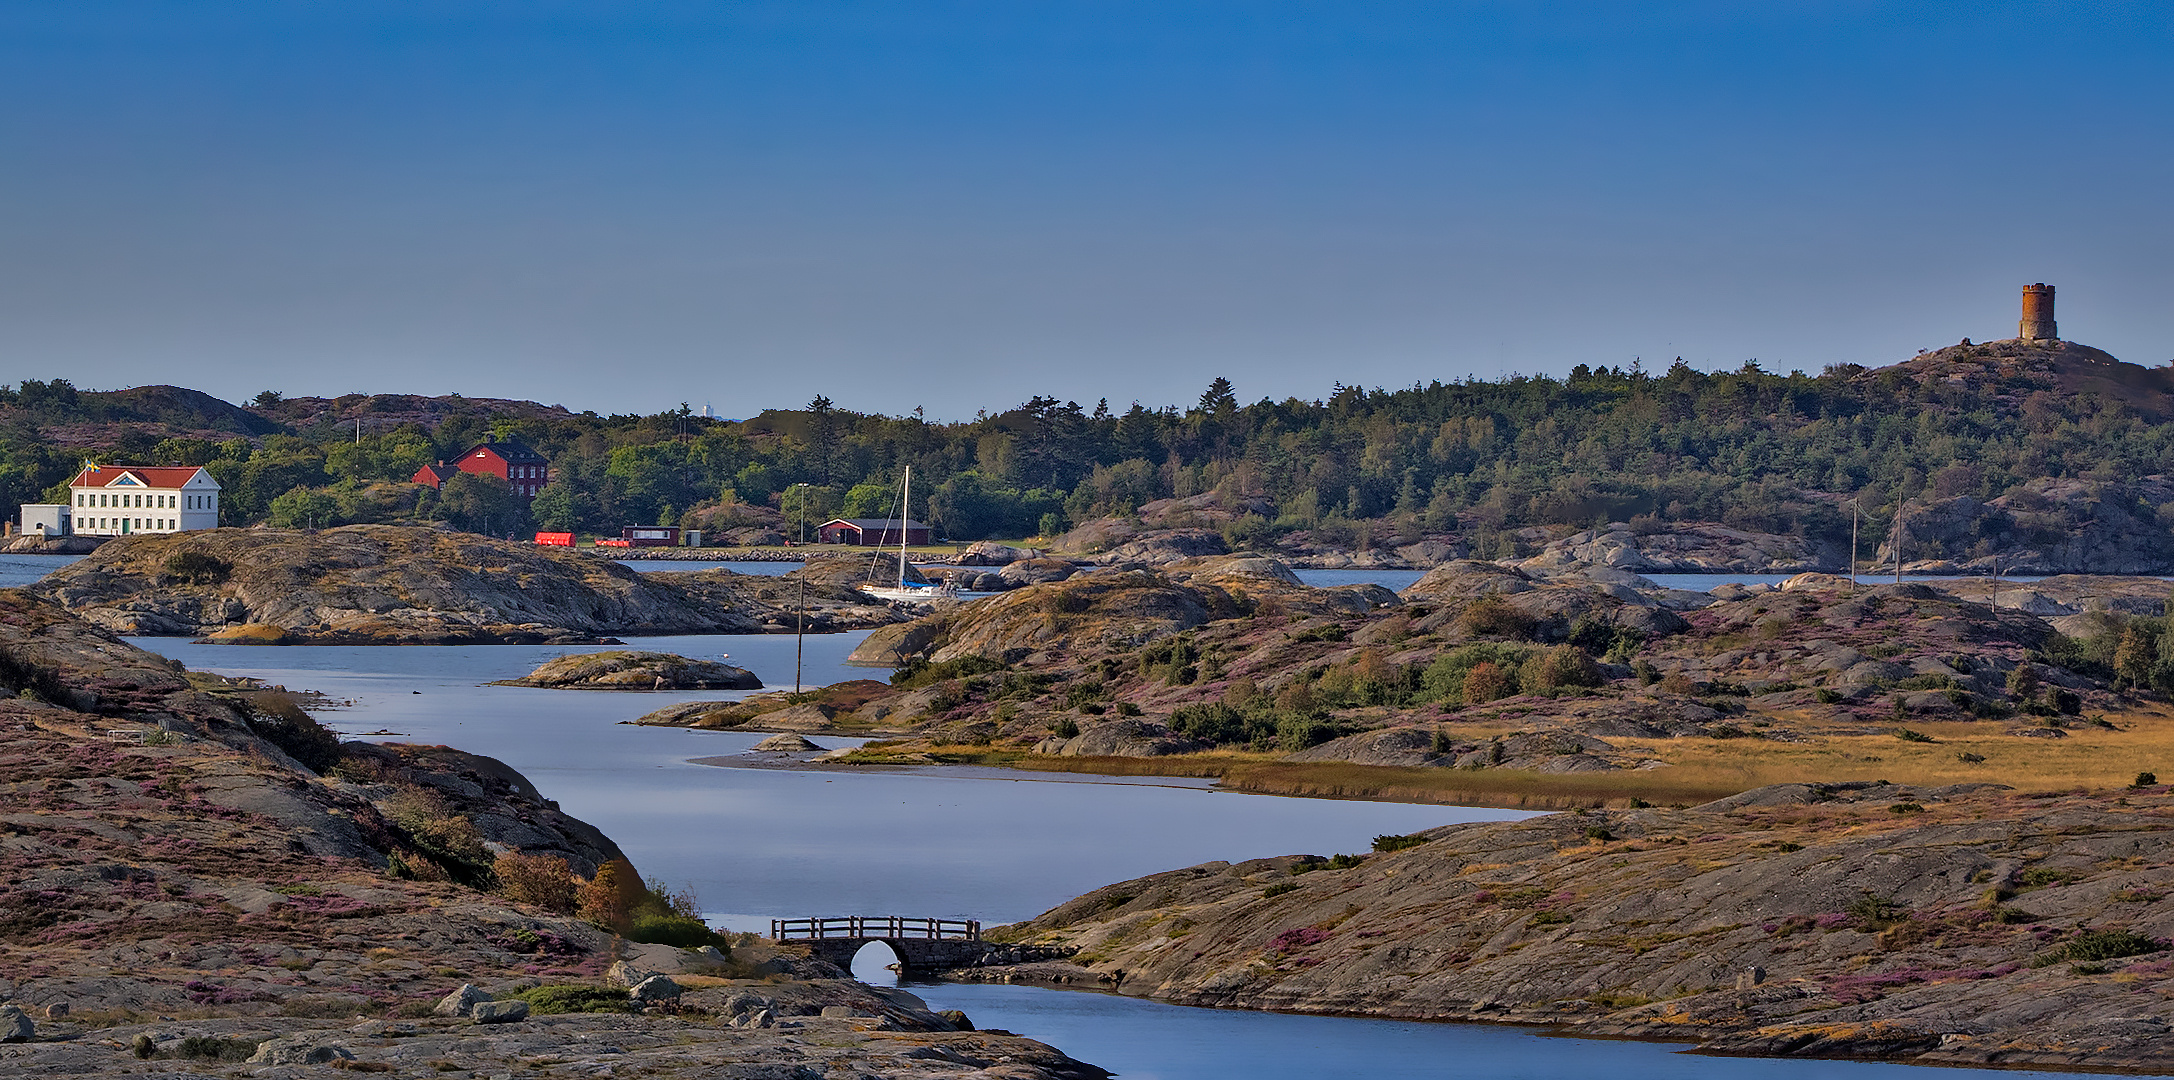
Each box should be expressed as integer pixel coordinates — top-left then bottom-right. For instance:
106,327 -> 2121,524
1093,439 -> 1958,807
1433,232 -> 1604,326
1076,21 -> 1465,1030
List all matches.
858,466 -> 940,603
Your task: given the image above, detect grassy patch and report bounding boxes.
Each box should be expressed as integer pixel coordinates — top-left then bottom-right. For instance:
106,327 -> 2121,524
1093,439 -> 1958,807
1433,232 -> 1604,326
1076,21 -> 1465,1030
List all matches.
510,985 -> 635,1014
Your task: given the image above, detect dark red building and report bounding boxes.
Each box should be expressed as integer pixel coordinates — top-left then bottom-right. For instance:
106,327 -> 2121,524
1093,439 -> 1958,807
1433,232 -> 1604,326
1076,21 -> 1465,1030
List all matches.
411,439 -> 551,500
815,518 -> 932,546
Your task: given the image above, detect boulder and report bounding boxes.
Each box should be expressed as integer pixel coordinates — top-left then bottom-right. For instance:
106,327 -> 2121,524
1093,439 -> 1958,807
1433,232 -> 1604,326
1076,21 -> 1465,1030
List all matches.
957,541 -> 1040,566
997,558 -> 1079,586
607,960 -> 665,988
1098,529 -> 1228,566
432,983 -> 492,1017
1399,561 -> 1536,600
0,1004 -> 32,1043
495,650 -> 761,690
789,551 -> 929,589
1043,718 -> 1207,758
469,999 -> 531,1023
1285,726 -> 1454,768
628,975 -> 683,1003
751,733 -> 822,752
848,620 -> 945,666
925,572 -> 1230,665
248,1036 -> 356,1065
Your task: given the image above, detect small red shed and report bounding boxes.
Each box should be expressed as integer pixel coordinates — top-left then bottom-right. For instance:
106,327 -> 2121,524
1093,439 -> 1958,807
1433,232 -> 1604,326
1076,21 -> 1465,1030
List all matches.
621,526 -> 680,547
814,518 -> 932,546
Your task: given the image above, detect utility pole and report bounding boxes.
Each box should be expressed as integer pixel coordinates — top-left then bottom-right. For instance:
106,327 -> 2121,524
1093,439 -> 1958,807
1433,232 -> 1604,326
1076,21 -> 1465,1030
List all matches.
1892,501 -> 1905,584
1849,500 -> 1859,588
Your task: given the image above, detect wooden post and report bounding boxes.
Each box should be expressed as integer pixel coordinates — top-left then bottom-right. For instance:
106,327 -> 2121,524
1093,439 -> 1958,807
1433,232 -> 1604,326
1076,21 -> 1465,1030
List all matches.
1892,501 -> 1905,584
1849,500 -> 1859,588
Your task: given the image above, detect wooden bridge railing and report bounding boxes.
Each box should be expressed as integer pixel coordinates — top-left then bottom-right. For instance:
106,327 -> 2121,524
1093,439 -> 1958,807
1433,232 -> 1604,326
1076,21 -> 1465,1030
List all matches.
770,916 -> 981,942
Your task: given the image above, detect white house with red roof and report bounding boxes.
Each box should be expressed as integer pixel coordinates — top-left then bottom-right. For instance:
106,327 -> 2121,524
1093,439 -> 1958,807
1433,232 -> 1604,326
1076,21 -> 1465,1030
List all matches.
68,465 -> 221,536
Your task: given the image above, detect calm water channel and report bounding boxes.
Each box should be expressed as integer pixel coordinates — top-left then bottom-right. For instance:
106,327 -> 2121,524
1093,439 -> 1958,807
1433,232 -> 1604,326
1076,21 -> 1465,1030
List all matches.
0,555 -> 2119,1077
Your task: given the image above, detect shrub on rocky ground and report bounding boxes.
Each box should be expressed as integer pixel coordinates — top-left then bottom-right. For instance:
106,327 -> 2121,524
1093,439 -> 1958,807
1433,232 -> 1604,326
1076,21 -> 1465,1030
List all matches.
246,691 -> 342,773
495,851 -> 577,914
513,985 -> 635,1015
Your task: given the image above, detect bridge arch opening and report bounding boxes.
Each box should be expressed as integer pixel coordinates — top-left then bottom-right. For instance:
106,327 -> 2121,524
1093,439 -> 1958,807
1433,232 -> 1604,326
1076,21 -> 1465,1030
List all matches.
850,940 -> 902,986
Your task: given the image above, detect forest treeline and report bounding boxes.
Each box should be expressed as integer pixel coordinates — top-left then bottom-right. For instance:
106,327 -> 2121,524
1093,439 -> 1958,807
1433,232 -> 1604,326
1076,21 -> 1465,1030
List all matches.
2,352 -> 2170,549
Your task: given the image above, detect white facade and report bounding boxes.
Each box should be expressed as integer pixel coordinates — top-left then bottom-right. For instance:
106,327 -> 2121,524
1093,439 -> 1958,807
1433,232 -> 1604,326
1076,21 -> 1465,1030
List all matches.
19,504 -> 71,537
69,466 -> 221,537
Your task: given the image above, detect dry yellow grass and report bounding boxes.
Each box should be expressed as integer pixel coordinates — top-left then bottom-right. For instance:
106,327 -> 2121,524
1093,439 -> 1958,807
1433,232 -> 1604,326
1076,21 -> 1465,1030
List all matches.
882,703 -> 2174,809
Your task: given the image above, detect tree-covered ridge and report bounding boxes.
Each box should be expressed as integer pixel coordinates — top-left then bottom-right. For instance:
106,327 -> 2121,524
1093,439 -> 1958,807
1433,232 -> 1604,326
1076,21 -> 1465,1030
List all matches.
4,336 -> 2171,546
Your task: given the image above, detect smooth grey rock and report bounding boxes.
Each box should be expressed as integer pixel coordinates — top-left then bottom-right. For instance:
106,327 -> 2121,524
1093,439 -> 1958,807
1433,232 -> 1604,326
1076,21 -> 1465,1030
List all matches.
248,1036 -> 355,1065
628,975 -> 682,1003
469,999 -> 531,1023
433,983 -> 492,1017
0,1004 -> 32,1042
606,960 -> 663,987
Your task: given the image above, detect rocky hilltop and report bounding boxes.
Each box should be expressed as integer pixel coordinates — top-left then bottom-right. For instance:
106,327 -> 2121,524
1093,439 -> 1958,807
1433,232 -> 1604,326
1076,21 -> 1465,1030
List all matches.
495,650 -> 761,691
978,782 -> 2174,1072
798,555 -> 2174,806
0,589 -> 1103,1078
28,525 -> 905,643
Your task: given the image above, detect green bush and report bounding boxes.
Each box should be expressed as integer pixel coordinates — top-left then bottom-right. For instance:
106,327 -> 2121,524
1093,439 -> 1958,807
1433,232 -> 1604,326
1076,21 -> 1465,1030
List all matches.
2054,929 -> 2164,963
247,691 -> 343,773
176,1036 -> 263,1061
627,913 -> 731,950
1522,645 -> 1603,693
1421,643 -> 1538,704
164,550 -> 233,585
891,654 -> 1007,689
1371,833 -> 1429,853
512,984 -> 636,1014
1261,882 -> 1299,899
1456,595 -> 1536,640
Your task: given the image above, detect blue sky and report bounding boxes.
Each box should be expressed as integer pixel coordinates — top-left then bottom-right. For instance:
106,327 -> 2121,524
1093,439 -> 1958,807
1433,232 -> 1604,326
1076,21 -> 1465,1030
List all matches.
1,2 -> 2168,418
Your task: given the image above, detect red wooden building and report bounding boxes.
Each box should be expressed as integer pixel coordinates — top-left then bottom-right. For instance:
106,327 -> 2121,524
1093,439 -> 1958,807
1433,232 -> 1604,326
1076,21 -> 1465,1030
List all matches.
815,518 -> 932,546
411,439 -> 551,500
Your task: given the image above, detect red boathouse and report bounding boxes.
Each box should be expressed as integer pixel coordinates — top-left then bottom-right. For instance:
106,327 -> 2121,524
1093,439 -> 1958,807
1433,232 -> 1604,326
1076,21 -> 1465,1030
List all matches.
815,518 -> 932,546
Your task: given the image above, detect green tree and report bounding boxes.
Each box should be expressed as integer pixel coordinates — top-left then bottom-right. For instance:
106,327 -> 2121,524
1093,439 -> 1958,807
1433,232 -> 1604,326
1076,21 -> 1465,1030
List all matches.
841,482 -> 895,519
437,473 -> 523,536
530,481 -> 578,532
266,487 -> 339,529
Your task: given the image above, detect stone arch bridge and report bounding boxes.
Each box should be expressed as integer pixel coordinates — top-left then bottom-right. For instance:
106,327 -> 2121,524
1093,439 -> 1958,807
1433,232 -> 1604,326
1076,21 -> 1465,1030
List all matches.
772,917 -> 994,973
773,917 -> 1080,976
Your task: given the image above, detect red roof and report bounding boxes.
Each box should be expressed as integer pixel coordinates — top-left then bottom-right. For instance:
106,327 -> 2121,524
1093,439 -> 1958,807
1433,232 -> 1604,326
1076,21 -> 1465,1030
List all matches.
71,465 -> 214,489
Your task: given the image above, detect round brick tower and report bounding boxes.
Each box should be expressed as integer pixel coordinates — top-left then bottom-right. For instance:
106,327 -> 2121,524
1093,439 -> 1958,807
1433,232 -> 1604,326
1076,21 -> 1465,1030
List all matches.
2019,283 -> 2057,341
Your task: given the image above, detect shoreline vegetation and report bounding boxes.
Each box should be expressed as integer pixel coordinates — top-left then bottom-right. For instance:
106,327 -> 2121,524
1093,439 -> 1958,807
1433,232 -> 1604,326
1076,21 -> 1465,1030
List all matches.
792,697 -> 2174,809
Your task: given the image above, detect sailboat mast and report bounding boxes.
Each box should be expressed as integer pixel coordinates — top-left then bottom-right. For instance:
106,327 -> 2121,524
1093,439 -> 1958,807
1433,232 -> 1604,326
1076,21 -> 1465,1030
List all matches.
898,466 -> 911,590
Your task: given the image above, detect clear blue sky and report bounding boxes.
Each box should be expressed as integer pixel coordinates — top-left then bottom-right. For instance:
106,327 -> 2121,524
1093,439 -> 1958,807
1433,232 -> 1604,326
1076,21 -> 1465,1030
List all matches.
1,2 -> 2168,418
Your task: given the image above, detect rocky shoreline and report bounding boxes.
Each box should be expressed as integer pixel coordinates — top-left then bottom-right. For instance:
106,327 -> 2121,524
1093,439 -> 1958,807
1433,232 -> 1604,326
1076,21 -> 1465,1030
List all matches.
970,781 -> 2174,1073
0,588 -> 1107,1078
25,526 -> 912,644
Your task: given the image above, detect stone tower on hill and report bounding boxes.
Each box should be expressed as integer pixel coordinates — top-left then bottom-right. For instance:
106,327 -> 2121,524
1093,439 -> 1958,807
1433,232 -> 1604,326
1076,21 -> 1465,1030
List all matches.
2019,283 -> 2057,341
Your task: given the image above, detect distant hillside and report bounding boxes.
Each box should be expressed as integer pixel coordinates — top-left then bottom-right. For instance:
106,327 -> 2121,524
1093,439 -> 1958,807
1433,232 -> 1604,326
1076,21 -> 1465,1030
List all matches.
255,392 -> 578,437
1846,337 -> 2174,420
10,332 -> 2174,561
0,381 -> 282,448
